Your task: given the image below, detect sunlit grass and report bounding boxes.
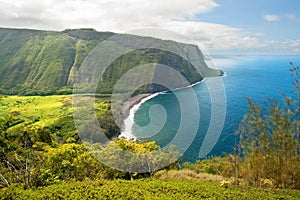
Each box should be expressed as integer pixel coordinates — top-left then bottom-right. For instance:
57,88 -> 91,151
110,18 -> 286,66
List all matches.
0,95 -> 109,132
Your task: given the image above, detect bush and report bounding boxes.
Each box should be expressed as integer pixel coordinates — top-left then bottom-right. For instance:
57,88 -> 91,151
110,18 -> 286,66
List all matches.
235,64 -> 300,189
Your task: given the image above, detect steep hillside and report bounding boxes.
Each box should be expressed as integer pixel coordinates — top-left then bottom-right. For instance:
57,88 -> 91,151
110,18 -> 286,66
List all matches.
0,28 -> 222,95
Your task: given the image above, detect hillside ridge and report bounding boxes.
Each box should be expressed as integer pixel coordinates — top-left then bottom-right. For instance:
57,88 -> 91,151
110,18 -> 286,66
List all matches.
0,27 -> 222,95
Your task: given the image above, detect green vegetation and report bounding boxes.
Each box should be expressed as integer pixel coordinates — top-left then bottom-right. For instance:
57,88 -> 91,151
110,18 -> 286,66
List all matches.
0,121 -> 177,187
0,30 -> 299,198
2,179 -> 300,200
235,64 -> 300,189
1,75 -> 299,197
0,94 -> 177,187
0,95 -> 114,142
183,64 -> 300,190
0,28 -> 222,95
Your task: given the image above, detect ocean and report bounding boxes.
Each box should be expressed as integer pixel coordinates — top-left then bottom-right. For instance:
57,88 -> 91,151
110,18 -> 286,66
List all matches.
130,55 -> 300,162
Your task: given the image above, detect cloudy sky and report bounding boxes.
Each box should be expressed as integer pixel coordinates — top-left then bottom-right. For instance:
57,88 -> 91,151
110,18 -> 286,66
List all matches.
0,0 -> 299,54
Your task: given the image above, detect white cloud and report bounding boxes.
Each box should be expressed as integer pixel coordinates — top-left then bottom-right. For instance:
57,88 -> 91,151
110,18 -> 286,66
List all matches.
263,13 -> 299,22
0,0 -> 298,54
263,14 -> 280,22
129,21 -> 300,54
0,0 -> 219,30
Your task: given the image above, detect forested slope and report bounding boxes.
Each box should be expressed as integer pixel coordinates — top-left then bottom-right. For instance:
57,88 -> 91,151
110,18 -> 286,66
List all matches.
0,28 -> 222,95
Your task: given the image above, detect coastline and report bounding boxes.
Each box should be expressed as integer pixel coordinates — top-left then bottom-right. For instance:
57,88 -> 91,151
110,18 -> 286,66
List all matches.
119,93 -> 158,139
121,93 -> 153,120
118,72 -> 226,139
118,81 -> 204,139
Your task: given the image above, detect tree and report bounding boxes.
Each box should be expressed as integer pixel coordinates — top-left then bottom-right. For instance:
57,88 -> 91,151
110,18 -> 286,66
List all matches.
41,143 -> 102,183
98,110 -> 120,139
236,63 -> 300,189
88,138 -> 180,179
0,129 -> 45,188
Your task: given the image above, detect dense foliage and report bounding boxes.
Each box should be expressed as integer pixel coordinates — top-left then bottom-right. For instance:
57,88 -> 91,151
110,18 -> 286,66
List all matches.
2,179 -> 300,200
0,94 -> 179,188
0,95 -> 122,187
0,119 -> 177,188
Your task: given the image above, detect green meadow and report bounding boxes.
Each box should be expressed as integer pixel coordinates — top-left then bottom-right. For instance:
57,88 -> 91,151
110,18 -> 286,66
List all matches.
1,95 -> 71,128
0,95 -> 111,141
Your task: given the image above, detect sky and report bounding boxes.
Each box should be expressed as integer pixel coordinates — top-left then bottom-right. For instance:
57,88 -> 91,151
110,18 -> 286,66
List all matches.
0,0 -> 299,54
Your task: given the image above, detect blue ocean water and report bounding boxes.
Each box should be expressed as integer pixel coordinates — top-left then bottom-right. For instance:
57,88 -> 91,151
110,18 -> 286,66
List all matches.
133,55 -> 300,162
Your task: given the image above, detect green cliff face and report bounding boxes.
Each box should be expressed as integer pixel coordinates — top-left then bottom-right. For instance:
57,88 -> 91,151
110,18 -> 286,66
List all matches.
0,28 -> 222,95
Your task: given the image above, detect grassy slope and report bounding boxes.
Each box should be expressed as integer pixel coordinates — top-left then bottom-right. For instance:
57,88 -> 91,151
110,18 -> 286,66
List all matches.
1,179 -> 299,200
